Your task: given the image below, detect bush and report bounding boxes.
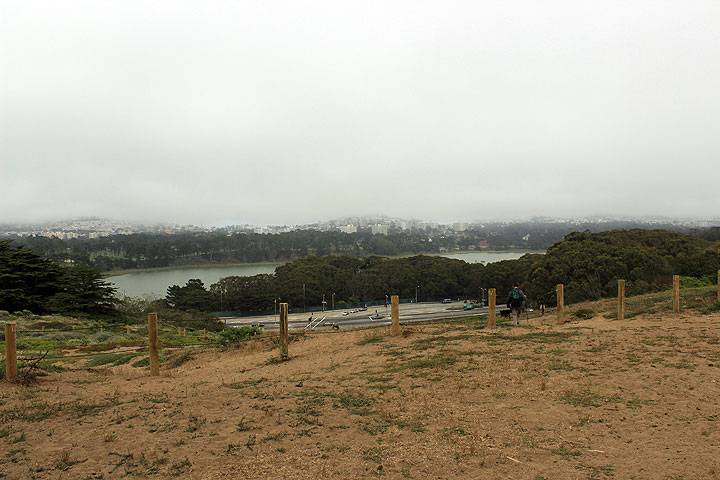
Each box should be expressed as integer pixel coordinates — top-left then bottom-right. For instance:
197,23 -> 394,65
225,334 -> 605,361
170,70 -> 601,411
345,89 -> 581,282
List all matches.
680,276 -> 713,289
167,350 -> 195,368
217,326 -> 261,347
701,301 -> 720,314
572,308 -> 595,320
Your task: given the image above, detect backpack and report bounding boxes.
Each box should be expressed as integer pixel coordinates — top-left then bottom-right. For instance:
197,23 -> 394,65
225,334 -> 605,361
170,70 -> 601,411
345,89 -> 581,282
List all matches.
511,288 -> 523,301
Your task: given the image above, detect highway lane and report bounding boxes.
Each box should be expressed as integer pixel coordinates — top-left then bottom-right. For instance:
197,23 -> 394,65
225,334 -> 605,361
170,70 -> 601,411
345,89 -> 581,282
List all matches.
221,301 -> 503,330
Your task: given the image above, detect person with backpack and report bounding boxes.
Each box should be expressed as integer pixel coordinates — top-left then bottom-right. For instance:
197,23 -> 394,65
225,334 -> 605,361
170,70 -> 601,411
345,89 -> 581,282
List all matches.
506,283 -> 526,326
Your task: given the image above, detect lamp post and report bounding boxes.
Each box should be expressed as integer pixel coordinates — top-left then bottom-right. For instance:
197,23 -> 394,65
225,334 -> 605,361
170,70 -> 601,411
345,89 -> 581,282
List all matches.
322,293 -> 327,312
331,292 -> 335,310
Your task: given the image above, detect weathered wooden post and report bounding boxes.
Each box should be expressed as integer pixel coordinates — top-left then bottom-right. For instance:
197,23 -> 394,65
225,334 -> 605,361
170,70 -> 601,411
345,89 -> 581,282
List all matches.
556,283 -> 565,322
617,279 -> 626,321
279,303 -> 289,359
672,275 -> 680,314
487,288 -> 496,328
147,313 -> 160,376
4,322 -> 17,382
390,295 -> 400,336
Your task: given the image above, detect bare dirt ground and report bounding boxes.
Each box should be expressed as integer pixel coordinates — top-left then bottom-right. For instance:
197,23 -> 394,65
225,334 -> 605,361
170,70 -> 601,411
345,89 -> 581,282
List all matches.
2,310 -> 720,480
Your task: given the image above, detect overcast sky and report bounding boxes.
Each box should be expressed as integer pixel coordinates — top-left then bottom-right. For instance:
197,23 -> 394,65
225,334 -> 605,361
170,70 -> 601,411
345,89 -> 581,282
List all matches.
1,1 -> 719,225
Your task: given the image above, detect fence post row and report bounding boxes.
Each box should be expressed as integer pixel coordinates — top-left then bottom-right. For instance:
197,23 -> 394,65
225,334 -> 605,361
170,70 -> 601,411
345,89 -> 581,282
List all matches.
148,313 -> 160,376
279,303 -> 289,359
617,279 -> 625,321
487,288 -> 496,328
672,275 -> 681,315
4,322 -> 17,382
390,295 -> 401,336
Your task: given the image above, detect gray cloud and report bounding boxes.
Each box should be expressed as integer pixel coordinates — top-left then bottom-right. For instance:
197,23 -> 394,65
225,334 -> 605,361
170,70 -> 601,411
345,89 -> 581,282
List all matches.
1,0 -> 719,225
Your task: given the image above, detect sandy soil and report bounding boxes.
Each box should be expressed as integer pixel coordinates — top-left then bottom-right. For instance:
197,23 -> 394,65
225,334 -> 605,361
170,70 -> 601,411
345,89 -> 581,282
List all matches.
1,311 -> 719,480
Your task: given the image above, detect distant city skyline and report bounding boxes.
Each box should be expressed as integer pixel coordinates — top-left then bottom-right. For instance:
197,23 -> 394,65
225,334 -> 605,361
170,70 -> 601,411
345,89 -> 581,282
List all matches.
1,212 -> 717,238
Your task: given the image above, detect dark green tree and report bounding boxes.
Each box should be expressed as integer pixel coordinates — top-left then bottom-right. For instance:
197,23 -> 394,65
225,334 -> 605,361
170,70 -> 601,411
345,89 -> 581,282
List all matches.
166,279 -> 214,311
0,240 -> 116,314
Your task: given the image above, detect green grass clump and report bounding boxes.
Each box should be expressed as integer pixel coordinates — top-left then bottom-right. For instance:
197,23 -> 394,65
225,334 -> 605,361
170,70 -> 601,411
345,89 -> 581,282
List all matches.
334,391 -> 374,415
87,352 -> 139,367
393,353 -> 458,371
551,446 -> 583,458
362,446 -> 384,463
560,389 -> 623,408
69,402 -> 108,418
226,378 -> 266,390
0,402 -> 63,422
489,331 -> 579,345
356,334 -> 384,346
412,334 -> 473,351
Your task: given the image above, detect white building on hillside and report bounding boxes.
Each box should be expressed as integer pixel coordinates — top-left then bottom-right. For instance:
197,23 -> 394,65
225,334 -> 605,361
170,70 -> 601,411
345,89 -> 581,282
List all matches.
371,224 -> 389,235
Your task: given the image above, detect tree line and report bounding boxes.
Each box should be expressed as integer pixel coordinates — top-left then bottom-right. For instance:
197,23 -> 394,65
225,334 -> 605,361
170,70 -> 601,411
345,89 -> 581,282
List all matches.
7,221 -> 703,272
3,229 -> 718,318
165,229 -> 720,314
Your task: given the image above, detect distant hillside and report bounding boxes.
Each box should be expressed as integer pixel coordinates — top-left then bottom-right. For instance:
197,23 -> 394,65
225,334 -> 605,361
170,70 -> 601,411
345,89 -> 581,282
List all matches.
7,221 -> 715,272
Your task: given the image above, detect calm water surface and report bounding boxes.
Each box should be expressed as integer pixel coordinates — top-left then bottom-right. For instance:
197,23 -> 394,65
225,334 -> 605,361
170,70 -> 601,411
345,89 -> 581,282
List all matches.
108,251 -> 541,298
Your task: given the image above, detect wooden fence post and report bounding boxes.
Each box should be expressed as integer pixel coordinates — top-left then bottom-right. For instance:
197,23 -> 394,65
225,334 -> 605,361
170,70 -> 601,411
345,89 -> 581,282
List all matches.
4,322 -> 17,382
390,295 -> 400,336
487,288 -> 496,328
148,313 -> 160,376
617,279 -> 625,321
672,275 -> 680,314
279,303 -> 289,359
556,283 -> 565,322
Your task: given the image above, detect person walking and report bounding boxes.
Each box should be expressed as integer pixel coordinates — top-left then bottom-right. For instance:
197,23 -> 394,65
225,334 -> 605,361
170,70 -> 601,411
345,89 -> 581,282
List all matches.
506,283 -> 526,326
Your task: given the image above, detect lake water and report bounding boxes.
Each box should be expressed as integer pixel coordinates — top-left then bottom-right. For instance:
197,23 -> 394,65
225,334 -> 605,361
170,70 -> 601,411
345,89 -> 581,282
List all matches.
108,251 -> 540,298
108,263 -> 281,298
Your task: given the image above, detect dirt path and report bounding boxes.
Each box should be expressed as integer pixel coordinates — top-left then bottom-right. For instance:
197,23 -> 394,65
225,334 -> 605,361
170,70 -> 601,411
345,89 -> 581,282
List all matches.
1,312 -> 719,479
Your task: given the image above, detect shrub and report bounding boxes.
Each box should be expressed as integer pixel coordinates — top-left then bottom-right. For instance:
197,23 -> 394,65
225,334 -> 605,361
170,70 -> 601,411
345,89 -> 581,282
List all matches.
573,308 -> 595,320
701,301 -> 720,314
217,326 -> 261,347
167,350 -> 194,368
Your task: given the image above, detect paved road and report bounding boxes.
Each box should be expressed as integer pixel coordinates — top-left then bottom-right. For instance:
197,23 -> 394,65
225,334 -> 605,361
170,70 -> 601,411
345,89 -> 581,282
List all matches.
221,301 -> 505,331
